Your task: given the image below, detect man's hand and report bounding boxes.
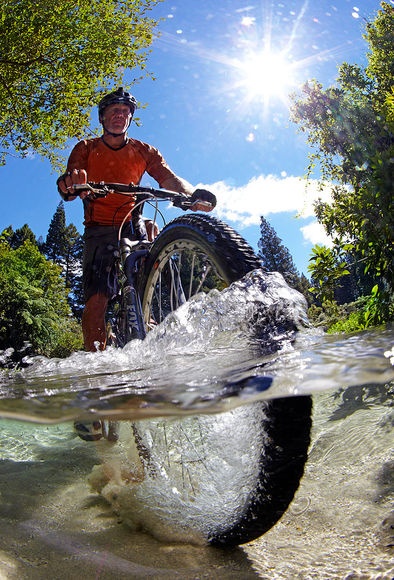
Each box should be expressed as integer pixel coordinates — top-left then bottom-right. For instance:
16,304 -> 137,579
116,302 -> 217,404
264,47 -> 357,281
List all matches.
190,188 -> 216,212
57,169 -> 88,200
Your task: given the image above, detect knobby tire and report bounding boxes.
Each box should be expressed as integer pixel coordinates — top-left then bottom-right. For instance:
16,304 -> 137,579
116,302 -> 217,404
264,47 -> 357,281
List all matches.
115,214 -> 312,546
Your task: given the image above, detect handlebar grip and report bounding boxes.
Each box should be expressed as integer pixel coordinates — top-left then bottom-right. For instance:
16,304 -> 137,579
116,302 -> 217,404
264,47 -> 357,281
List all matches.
193,200 -> 214,210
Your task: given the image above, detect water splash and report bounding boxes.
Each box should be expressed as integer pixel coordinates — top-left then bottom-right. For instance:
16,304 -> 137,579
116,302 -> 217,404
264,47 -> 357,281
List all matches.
0,269 -> 392,423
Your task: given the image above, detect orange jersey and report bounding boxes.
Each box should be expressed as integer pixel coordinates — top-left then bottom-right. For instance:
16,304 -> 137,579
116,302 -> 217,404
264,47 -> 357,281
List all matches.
67,137 -> 188,226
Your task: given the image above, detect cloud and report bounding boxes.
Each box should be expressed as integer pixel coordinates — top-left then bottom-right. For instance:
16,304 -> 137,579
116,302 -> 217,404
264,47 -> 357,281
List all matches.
300,221 -> 333,247
197,174 -> 333,245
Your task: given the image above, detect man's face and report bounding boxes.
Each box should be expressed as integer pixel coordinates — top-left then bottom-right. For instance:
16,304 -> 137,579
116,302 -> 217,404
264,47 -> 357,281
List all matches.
102,103 -> 132,134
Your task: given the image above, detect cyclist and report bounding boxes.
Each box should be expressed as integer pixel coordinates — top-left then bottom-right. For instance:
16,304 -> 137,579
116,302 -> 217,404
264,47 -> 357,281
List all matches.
57,87 -> 216,354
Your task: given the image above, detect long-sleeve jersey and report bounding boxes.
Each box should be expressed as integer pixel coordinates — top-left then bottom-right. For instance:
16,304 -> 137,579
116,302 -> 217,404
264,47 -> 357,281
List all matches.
66,137 -> 192,226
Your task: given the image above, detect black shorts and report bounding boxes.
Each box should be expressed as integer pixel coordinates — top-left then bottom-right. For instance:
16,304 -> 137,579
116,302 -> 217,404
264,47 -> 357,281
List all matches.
83,220 -> 147,302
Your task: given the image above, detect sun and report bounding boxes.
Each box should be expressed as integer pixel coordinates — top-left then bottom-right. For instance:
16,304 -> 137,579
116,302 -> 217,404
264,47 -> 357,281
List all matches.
234,49 -> 297,106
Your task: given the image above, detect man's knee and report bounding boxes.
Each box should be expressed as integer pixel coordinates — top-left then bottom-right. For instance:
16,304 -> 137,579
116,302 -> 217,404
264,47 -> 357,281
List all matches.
144,219 -> 159,241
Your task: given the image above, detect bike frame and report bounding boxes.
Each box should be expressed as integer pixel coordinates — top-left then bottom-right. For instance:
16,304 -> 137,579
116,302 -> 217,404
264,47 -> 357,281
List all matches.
72,182 -> 202,345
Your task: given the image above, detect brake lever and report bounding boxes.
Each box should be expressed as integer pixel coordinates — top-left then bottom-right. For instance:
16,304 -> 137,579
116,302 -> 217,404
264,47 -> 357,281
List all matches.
73,183 -> 109,199
192,200 -> 214,210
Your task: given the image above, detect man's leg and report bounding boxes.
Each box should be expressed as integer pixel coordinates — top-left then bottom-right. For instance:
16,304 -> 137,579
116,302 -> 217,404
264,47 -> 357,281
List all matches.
75,292 -> 112,441
82,292 -> 109,351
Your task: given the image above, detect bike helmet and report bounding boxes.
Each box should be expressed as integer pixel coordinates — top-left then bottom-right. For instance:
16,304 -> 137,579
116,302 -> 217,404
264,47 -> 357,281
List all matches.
98,87 -> 137,120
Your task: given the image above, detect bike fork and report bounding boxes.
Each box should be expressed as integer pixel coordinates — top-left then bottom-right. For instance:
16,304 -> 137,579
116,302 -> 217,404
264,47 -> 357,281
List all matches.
121,240 -> 150,341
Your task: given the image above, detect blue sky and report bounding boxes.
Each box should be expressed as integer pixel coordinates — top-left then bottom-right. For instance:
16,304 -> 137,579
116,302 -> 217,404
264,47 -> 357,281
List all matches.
1,0 -> 384,275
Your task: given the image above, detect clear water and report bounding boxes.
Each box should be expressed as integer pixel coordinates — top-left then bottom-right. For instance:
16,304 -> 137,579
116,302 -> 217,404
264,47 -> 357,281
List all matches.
0,270 -> 393,578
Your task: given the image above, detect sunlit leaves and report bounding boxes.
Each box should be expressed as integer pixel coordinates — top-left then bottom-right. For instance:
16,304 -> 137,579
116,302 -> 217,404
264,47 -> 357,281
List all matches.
307,244 -> 350,304
365,1 -> 394,105
0,0 -> 161,167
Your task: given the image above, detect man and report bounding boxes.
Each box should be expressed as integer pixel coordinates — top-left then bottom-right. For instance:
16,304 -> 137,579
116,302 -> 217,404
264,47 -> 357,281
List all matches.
57,87 -> 216,353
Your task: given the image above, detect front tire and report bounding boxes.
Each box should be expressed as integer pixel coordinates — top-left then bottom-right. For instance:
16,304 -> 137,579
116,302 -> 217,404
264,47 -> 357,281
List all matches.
113,214 -> 311,545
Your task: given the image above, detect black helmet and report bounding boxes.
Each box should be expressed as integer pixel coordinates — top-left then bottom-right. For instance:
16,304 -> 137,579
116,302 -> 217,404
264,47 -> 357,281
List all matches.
98,87 -> 137,119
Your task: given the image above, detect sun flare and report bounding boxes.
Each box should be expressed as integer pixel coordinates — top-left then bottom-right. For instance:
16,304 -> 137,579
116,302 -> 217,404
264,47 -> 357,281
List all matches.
234,49 -> 297,105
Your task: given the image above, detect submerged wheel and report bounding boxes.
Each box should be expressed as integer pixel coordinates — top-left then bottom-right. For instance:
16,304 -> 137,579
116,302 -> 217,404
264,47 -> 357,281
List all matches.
111,214 -> 312,545
131,396 -> 311,546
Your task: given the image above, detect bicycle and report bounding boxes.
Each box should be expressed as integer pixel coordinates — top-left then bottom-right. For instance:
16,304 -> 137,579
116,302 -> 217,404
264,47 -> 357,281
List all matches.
73,182 -> 312,546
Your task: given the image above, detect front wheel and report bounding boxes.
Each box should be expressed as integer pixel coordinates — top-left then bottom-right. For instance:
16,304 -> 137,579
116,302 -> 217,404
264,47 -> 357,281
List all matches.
98,215 -> 311,546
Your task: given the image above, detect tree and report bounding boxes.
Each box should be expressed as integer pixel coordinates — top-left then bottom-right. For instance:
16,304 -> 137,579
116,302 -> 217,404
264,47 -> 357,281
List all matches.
0,239 -> 80,355
298,273 -> 314,307
11,224 -> 37,248
0,0 -> 161,167
44,201 -> 67,262
366,2 -> 394,119
44,203 -> 84,317
0,226 -> 14,246
290,2 -> 394,316
1,224 -> 37,248
64,223 -> 84,319
258,216 -> 302,290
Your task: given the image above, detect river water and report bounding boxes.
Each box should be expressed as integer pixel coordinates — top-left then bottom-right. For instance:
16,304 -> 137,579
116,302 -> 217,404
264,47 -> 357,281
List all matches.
0,270 -> 393,579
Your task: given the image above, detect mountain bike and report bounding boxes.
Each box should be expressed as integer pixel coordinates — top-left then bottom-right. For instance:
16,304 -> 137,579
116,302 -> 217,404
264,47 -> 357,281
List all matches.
74,182 -> 312,547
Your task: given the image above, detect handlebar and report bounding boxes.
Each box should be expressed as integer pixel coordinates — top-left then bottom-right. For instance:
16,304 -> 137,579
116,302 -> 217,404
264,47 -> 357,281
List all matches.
70,182 -> 213,211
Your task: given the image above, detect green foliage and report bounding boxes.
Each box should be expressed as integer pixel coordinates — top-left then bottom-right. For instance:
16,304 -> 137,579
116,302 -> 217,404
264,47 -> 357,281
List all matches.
0,239 -> 80,355
49,318 -> 83,358
1,224 -> 37,248
308,298 -> 371,332
308,287 -> 394,333
307,244 -> 350,303
361,284 -> 394,327
327,310 -> 366,334
307,300 -> 342,329
365,2 -> 394,113
0,0 -> 161,167
290,2 -> 394,308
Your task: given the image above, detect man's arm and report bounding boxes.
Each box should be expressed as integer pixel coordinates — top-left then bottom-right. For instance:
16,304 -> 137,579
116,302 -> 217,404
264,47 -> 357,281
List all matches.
56,141 -> 89,200
160,175 -> 194,196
